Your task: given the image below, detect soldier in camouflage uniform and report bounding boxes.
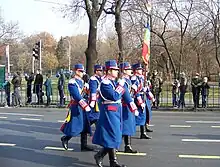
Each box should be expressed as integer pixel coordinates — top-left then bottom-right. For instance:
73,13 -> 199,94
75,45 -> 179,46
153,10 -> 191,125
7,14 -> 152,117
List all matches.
150,70 -> 163,109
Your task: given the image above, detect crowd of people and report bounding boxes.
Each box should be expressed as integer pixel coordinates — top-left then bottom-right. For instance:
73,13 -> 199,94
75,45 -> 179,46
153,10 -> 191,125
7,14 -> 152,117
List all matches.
171,72 -> 211,109
2,69 -> 66,107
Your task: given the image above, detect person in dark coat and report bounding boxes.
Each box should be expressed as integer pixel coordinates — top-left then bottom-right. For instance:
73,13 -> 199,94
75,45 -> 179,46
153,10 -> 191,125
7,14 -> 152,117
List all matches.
25,72 -> 35,104
34,69 -> 43,104
178,72 -> 187,108
57,69 -> 65,107
3,78 -> 11,107
44,73 -> 52,106
201,77 -> 210,108
60,64 -> 93,152
191,73 -> 202,109
92,60 -> 127,167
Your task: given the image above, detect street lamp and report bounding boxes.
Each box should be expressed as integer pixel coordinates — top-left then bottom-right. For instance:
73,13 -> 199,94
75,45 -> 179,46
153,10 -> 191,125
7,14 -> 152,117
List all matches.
63,37 -> 71,71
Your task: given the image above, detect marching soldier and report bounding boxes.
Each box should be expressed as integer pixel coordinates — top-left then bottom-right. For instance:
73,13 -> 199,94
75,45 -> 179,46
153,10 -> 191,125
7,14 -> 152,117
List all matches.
120,62 -> 139,153
60,64 -> 93,151
131,63 -> 152,139
151,70 -> 163,109
88,64 -> 103,125
93,60 -> 127,167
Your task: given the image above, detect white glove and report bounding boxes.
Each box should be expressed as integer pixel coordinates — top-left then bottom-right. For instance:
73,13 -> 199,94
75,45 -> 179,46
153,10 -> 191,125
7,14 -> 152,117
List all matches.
85,106 -> 91,112
84,83 -> 89,89
89,101 -> 95,108
141,103 -> 145,112
118,79 -> 125,87
134,110 -> 139,116
152,97 -> 156,102
143,87 -> 148,92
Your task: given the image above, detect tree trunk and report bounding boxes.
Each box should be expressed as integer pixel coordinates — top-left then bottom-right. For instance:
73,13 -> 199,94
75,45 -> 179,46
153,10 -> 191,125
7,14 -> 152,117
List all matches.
85,19 -> 98,76
115,0 -> 123,64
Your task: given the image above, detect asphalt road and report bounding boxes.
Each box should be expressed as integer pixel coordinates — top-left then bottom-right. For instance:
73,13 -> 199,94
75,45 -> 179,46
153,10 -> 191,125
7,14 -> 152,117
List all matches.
0,108 -> 220,167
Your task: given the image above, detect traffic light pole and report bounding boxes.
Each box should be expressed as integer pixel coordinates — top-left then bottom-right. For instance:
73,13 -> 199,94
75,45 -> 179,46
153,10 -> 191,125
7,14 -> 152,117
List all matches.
39,40 -> 42,72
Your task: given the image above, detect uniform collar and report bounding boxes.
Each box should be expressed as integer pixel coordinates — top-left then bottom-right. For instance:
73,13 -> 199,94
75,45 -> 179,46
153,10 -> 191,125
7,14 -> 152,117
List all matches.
106,75 -> 116,81
74,75 -> 83,81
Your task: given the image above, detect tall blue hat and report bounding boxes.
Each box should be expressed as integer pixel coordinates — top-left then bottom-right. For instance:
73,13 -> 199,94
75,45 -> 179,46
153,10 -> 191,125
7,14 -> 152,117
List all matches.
120,62 -> 132,70
105,60 -> 119,70
94,64 -> 103,71
73,64 -> 85,72
132,63 -> 143,70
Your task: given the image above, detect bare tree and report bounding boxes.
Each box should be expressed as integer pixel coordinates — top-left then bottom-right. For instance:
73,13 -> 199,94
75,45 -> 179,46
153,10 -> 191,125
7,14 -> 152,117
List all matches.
61,0 -> 107,75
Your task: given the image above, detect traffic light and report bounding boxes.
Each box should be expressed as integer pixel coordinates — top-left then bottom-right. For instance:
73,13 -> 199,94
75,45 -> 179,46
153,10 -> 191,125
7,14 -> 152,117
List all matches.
32,41 -> 40,60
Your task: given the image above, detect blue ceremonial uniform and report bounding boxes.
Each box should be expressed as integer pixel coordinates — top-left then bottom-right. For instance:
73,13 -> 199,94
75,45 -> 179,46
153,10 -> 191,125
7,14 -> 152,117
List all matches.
60,76 -> 91,136
121,76 -> 136,136
92,77 -> 125,149
131,74 -> 146,126
88,75 -> 102,122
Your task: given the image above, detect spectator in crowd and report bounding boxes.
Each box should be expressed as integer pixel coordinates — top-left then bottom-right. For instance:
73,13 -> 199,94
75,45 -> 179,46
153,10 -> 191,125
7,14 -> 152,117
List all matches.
44,73 -> 52,106
191,72 -> 202,109
178,72 -> 187,108
25,72 -> 35,104
2,78 -> 11,107
57,69 -> 65,107
201,77 -> 210,108
11,71 -> 22,107
34,69 -> 43,104
172,79 -> 180,108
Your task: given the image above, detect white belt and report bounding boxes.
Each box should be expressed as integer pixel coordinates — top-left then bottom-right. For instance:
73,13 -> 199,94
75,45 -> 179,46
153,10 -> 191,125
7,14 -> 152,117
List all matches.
102,100 -> 121,104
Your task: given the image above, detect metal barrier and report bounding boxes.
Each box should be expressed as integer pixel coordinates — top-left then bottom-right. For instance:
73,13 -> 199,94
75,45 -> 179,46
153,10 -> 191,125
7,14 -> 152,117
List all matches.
0,83 -> 219,108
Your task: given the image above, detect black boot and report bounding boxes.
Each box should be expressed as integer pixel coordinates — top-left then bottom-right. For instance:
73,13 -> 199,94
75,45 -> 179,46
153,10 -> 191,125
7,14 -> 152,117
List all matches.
94,148 -> 108,167
81,133 -> 94,151
140,126 -> 152,139
61,136 -> 71,150
145,125 -> 153,132
108,148 -> 127,167
124,136 -> 138,153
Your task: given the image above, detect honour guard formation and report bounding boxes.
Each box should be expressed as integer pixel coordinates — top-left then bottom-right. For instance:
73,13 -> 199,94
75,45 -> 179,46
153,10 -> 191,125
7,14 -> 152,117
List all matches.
60,60 -> 155,167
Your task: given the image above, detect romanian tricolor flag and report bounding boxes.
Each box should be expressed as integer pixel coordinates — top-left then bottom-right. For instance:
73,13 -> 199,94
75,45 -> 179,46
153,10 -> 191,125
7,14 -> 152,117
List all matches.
142,23 -> 151,65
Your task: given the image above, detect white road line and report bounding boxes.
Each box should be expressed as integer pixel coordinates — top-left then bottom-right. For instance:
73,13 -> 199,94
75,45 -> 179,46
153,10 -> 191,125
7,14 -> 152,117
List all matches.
185,121 -> 220,124
0,112 -> 43,117
57,120 -> 65,123
20,118 -> 41,121
0,143 -> 16,146
211,126 -> 220,128
179,154 -> 220,159
182,139 -> 220,143
0,116 -> 7,119
170,125 -> 191,128
44,146 -> 74,151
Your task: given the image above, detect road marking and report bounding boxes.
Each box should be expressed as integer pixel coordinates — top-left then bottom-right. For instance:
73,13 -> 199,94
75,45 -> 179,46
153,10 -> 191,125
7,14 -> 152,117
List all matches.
185,121 -> 220,124
116,152 -> 146,156
182,139 -> 220,143
0,116 -> 7,119
0,143 -> 16,146
179,154 -> 220,159
211,126 -> 220,128
58,120 -> 65,123
0,112 -> 43,117
170,125 -> 191,128
44,146 -> 74,151
20,118 -> 41,121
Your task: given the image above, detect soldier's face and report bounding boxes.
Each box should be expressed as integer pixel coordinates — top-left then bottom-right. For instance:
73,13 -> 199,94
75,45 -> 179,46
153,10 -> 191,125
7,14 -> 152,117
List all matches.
124,69 -> 132,76
111,69 -> 119,78
96,70 -> 103,77
76,70 -> 84,78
